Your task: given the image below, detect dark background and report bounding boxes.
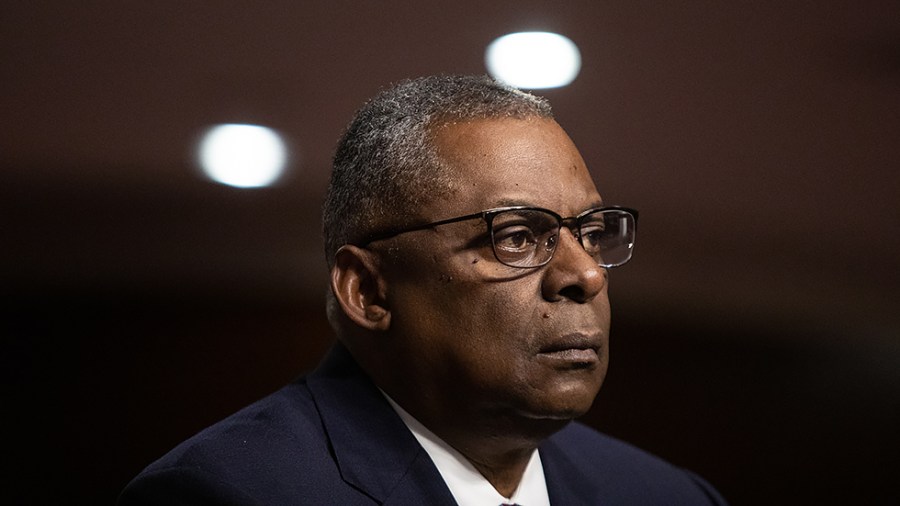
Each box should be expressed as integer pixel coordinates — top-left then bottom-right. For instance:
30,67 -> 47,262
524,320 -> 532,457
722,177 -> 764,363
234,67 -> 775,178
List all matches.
3,1 -> 898,504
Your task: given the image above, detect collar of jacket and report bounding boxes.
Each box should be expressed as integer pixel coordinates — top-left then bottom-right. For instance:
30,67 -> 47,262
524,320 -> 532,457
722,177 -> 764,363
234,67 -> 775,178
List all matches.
306,343 -> 458,505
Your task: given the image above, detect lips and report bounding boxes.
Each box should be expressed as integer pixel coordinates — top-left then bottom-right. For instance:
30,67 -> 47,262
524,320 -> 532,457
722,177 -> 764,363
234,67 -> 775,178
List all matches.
537,332 -> 602,365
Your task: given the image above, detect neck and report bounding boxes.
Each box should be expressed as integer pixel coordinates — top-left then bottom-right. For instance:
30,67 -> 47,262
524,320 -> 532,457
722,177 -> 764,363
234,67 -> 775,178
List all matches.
425,414 -> 566,497
457,440 -> 535,497
363,349 -> 569,496
383,386 -> 565,497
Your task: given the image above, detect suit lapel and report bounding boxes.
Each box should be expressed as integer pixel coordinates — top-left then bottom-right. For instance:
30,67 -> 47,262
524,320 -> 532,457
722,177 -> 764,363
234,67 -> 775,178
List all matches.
540,433 -> 598,505
307,344 -> 457,505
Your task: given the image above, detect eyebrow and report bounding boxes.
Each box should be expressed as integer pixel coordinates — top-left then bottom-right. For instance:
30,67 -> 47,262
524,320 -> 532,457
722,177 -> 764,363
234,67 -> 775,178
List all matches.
491,198 -> 605,212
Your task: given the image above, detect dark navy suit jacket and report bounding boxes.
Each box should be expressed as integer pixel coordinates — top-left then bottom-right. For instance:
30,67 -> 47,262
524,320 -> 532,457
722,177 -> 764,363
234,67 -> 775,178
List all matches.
120,344 -> 727,505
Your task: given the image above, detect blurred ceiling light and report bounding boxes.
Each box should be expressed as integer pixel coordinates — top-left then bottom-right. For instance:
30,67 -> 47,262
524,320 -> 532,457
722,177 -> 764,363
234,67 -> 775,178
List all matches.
485,31 -> 581,89
198,124 -> 288,188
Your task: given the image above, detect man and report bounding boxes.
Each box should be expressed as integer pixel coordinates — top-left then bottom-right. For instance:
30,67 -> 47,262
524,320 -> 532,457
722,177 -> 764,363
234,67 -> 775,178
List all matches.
121,75 -> 727,505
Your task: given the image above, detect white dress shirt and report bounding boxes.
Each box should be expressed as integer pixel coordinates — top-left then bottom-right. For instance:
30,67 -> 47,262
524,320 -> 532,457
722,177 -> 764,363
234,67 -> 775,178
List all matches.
384,394 -> 551,506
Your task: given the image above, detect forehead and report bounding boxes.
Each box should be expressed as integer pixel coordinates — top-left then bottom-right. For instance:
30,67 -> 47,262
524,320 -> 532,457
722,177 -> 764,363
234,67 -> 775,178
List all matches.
430,118 -> 602,215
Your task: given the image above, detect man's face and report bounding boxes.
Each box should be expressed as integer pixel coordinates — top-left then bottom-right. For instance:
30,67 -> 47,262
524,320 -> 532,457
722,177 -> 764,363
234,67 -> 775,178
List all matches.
379,117 -> 610,428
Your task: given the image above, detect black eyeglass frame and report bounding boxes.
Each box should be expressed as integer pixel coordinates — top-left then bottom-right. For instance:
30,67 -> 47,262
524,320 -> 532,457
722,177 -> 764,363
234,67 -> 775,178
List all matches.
356,205 -> 639,269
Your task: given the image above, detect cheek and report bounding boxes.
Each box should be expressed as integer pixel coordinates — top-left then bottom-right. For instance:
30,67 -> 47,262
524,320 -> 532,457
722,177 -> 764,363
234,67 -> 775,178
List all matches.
453,281 -> 544,354
409,274 -> 530,335
389,251 -> 547,355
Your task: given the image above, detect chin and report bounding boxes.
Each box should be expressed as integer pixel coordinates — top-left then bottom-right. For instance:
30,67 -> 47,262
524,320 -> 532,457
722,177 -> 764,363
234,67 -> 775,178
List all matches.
532,377 -> 603,418
490,389 -> 598,442
529,403 -> 594,421
517,389 -> 599,422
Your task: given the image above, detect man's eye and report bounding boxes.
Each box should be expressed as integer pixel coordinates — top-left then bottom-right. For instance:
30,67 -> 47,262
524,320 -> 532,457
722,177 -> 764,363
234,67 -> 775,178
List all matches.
580,226 -> 606,250
494,227 -> 537,252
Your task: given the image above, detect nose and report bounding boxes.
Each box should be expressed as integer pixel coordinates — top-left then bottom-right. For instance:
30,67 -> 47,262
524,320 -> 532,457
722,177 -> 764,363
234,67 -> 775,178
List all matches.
541,228 -> 607,303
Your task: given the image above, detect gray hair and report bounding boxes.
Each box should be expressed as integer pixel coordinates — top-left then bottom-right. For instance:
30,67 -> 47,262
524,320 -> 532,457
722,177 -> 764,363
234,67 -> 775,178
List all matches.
322,74 -> 553,266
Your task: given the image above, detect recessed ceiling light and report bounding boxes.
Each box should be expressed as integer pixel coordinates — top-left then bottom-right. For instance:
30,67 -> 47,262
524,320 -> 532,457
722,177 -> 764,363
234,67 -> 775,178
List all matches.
197,124 -> 288,188
485,31 -> 581,89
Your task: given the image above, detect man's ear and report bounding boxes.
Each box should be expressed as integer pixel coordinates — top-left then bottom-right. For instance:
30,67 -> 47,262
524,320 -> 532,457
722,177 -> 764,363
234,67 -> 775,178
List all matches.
330,245 -> 391,331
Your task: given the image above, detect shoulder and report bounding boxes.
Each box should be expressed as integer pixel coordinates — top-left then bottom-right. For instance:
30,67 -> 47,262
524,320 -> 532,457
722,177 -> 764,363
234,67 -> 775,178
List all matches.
149,379 -> 325,471
542,422 -> 728,505
119,379 -> 361,505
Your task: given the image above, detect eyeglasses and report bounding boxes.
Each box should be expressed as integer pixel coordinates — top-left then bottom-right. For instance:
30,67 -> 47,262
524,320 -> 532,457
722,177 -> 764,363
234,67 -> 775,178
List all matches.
358,205 -> 638,269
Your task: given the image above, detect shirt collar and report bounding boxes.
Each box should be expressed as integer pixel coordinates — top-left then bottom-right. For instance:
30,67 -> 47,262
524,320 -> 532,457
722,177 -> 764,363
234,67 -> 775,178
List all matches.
383,393 -> 551,506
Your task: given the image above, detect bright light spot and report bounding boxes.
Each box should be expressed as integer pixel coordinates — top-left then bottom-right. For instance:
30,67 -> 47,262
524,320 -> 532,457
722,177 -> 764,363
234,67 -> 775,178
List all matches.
485,32 -> 581,89
198,124 -> 288,188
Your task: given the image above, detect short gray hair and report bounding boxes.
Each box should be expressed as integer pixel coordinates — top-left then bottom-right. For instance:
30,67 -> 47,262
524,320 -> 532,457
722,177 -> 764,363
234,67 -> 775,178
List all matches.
322,74 -> 553,265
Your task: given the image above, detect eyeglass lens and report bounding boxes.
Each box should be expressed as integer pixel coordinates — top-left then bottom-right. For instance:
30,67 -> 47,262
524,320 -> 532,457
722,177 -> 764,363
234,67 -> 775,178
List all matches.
489,209 -> 635,268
